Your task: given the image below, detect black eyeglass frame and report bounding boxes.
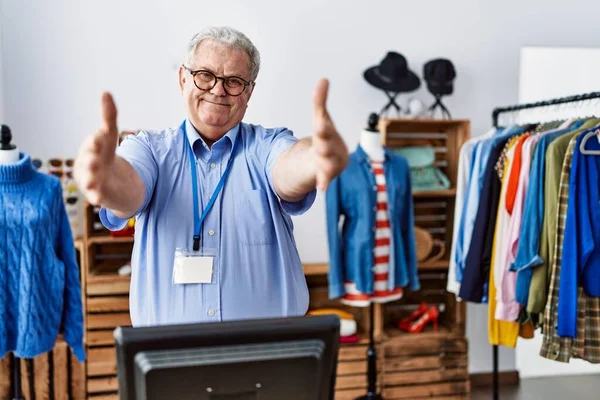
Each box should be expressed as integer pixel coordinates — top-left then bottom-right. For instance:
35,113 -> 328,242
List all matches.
183,65 -> 254,97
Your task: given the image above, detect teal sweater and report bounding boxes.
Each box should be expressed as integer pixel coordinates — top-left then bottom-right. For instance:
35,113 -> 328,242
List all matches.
0,154 -> 84,361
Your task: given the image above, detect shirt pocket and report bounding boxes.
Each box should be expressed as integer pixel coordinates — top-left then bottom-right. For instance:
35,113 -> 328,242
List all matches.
234,189 -> 276,245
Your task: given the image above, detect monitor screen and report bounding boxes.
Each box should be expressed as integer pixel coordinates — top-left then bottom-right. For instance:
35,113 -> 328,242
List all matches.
114,315 -> 340,400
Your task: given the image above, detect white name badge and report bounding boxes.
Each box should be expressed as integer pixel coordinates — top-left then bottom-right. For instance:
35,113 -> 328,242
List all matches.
172,248 -> 216,284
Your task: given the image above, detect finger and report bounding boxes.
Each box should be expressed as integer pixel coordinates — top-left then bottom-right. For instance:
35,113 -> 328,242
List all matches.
101,92 -> 119,138
313,78 -> 330,120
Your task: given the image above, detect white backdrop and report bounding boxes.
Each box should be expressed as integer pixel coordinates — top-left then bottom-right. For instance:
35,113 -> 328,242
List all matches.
4,0 -> 600,374
516,46 -> 600,378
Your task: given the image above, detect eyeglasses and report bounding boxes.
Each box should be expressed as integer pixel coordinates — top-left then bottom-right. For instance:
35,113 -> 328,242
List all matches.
183,66 -> 253,97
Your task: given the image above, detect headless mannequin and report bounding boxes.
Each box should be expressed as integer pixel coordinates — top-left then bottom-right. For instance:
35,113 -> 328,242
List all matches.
359,113 -> 384,161
0,125 -> 20,165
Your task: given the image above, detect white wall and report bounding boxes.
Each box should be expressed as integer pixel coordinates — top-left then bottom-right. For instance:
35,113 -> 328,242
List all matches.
3,0 -> 600,374
0,3 -> 4,123
516,46 -> 600,378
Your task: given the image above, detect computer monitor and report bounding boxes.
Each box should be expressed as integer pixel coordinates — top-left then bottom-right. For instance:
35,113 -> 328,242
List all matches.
114,315 -> 340,400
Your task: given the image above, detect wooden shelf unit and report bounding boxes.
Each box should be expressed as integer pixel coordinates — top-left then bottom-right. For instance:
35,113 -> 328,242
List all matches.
80,203 -> 134,399
306,118 -> 471,400
379,118 -> 469,399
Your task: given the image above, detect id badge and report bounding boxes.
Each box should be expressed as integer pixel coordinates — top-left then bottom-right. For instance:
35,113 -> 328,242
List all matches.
172,248 -> 216,284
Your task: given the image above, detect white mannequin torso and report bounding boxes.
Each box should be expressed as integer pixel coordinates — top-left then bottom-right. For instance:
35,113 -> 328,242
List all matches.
359,129 -> 384,161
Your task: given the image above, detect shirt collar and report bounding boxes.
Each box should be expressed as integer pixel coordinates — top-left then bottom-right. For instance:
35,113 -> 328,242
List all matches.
184,119 -> 240,155
355,143 -> 392,163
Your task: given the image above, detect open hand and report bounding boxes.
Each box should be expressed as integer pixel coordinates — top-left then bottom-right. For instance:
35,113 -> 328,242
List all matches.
73,93 -> 119,205
312,79 -> 349,191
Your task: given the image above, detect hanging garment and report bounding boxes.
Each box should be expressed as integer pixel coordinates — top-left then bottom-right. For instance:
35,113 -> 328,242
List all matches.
511,121 -> 583,307
558,132 -> 600,338
341,160 -> 404,306
0,154 -> 85,361
541,135 -> 600,363
454,126 -> 521,292
503,134 -> 539,301
447,129 -> 496,295
496,135 -> 530,322
459,127 -> 523,303
528,119 -> 600,316
487,158 -> 521,347
326,145 -> 419,300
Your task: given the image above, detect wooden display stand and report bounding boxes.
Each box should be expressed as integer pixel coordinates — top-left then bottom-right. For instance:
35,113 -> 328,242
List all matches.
81,204 -> 133,399
304,118 -> 470,399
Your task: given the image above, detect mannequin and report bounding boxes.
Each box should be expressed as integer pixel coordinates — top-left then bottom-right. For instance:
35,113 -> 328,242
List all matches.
341,113 -> 404,308
328,113 -> 419,400
0,125 -> 19,165
0,125 -> 85,400
359,113 -> 385,162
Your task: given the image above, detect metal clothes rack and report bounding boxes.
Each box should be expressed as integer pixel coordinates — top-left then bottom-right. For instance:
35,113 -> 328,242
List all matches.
490,91 -> 600,400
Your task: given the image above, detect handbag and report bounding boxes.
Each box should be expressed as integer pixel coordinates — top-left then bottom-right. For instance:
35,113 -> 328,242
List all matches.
392,146 -> 450,192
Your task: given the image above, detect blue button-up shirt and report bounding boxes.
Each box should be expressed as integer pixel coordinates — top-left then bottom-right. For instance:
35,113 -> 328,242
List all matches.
454,126 -> 520,286
325,146 -> 419,298
558,132 -> 600,337
100,119 -> 316,326
511,122 -> 583,306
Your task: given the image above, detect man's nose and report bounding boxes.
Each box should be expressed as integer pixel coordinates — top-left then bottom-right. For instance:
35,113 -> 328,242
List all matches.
210,78 -> 227,96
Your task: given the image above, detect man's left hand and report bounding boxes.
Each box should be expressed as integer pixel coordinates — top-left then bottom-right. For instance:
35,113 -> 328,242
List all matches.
312,79 -> 349,191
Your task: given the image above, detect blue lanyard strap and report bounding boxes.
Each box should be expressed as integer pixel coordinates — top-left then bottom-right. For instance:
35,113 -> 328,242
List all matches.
183,121 -> 239,251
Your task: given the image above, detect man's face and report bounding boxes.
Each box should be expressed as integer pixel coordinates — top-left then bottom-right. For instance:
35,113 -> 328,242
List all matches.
179,40 -> 254,144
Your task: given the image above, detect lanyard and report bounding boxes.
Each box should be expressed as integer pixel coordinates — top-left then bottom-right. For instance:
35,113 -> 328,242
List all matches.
182,121 -> 239,251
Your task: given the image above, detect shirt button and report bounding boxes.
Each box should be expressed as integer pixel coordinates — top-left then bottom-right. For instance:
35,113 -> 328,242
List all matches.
208,309 -> 216,317
210,163 -> 216,169
208,229 -> 215,236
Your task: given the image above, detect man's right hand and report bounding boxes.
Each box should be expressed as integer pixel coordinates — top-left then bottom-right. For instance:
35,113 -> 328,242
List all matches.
74,92 -> 120,205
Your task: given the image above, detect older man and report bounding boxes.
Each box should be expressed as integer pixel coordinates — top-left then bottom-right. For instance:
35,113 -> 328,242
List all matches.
74,26 -> 348,326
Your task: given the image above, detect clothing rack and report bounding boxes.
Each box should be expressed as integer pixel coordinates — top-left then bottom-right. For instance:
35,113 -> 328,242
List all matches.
490,90 -> 600,400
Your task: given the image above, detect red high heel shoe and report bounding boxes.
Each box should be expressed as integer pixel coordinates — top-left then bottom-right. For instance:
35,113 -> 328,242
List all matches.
396,303 -> 428,331
404,306 -> 439,334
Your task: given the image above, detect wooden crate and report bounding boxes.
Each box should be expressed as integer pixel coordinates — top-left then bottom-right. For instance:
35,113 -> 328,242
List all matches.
335,342 -> 383,400
82,202 -> 135,398
0,339 -> 85,400
381,333 -> 469,399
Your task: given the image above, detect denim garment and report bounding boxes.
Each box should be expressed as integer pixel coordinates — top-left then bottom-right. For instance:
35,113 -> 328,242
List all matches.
326,145 -> 419,299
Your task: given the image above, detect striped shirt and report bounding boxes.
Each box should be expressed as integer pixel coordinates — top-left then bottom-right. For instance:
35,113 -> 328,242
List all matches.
342,160 -> 403,306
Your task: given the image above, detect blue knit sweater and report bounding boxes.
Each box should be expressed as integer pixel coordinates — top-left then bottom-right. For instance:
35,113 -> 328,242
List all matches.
0,154 -> 85,361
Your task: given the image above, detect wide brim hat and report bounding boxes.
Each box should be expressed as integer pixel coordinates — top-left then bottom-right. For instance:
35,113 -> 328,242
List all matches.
364,51 -> 421,93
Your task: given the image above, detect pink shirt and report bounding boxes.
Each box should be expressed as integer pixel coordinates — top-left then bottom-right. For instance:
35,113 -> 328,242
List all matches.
495,135 -> 539,321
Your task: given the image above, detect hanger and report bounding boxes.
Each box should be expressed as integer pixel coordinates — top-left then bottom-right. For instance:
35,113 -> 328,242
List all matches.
579,127 -> 600,155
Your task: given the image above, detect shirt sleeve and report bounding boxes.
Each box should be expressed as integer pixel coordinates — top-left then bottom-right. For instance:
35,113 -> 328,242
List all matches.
558,145 -> 585,338
325,175 -> 345,298
55,187 -> 85,362
99,132 -> 159,231
401,163 -> 420,291
511,144 -> 546,272
265,129 -> 316,216
527,149 -> 558,314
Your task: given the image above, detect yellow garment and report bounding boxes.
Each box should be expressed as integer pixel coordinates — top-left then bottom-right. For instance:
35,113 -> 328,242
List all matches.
488,141 -> 520,347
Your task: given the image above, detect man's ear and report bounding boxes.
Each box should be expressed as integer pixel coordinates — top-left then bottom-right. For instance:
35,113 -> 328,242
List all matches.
178,66 -> 186,93
246,82 -> 256,102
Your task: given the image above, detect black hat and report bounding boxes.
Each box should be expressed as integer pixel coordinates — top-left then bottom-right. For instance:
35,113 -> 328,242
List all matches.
364,52 -> 421,93
423,58 -> 456,96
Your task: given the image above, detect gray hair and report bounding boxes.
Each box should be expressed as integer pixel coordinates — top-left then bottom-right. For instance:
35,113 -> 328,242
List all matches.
184,26 -> 261,81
